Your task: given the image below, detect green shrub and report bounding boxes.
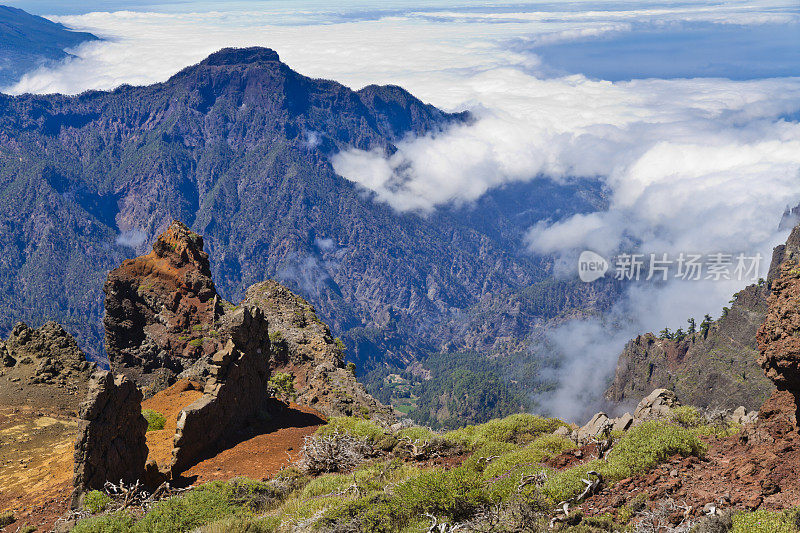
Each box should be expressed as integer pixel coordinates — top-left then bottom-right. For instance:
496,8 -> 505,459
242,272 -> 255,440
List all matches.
321,492 -> 403,533
84,490 -> 112,514
603,420 -> 706,480
315,417 -> 387,442
669,406 -> 703,428
72,511 -> 135,533
267,372 -> 295,399
541,461 -> 602,503
132,481 -> 241,532
142,409 -> 166,431
396,426 -> 437,442
732,508 -> 800,533
480,434 -> 574,502
188,338 -> 205,347
394,465 -> 489,521
443,413 -> 567,448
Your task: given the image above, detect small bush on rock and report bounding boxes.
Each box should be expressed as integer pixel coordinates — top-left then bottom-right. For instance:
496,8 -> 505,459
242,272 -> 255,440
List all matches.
267,372 -> 296,400
142,409 -> 166,431
84,489 -> 112,514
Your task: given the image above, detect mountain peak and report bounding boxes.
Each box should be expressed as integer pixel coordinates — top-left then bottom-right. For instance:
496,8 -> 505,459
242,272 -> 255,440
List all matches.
199,47 -> 281,67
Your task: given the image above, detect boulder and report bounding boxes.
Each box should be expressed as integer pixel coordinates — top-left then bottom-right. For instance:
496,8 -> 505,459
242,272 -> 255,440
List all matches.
578,412 -> 611,443
634,388 -> 680,421
612,412 -> 634,432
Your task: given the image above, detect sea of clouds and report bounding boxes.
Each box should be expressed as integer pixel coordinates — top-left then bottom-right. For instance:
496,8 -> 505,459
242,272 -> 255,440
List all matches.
5,0 -> 800,419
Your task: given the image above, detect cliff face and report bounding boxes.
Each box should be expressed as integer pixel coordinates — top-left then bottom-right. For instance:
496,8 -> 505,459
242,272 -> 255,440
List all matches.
104,221 -> 393,421
606,283 -> 773,411
757,225 -> 800,396
606,224 -> 800,411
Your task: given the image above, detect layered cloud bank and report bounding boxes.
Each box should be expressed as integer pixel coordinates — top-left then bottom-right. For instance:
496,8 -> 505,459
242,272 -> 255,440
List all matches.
6,0 -> 800,419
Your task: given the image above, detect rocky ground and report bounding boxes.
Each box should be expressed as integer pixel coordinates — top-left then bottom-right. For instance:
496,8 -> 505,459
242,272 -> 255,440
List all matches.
0,323 -> 96,531
561,390 -> 800,528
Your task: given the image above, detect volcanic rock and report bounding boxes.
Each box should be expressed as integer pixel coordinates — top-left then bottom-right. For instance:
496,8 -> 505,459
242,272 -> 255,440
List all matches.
757,233 -> 800,397
72,371 -> 148,508
104,221 -> 224,393
171,306 -> 272,473
242,280 -> 394,423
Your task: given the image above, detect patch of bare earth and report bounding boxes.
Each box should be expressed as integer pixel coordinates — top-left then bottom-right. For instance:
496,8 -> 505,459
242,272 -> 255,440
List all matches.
0,405 -> 79,532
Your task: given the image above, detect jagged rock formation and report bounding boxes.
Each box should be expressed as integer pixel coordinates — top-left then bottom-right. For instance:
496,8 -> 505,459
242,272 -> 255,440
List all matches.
0,322 -> 96,413
104,221 -> 224,393
757,227 -> 800,397
72,371 -> 148,507
171,306 -> 272,473
104,221 -> 393,423
242,281 -> 394,423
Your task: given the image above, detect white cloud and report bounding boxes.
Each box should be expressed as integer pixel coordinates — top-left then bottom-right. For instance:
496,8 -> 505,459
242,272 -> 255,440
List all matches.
115,229 -> 147,248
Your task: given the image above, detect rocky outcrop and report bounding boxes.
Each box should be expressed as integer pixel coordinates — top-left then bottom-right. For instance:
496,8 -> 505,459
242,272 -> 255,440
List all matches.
0,322 -> 96,413
578,389 -> 676,443
243,281 -> 395,423
72,371 -> 148,508
105,222 -> 393,423
606,277 -> 773,412
171,306 -> 272,473
757,243 -> 800,396
1,322 -> 94,384
104,221 -> 224,394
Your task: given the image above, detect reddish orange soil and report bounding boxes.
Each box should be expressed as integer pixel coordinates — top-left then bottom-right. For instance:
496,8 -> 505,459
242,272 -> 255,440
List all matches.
141,381 -> 325,484
181,402 -> 325,484
570,391 -> 800,523
141,380 -> 204,469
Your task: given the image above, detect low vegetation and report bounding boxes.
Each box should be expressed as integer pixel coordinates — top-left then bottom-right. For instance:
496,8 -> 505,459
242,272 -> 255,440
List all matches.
72,411 -> 712,532
731,508 -> 800,533
141,409 -> 166,431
